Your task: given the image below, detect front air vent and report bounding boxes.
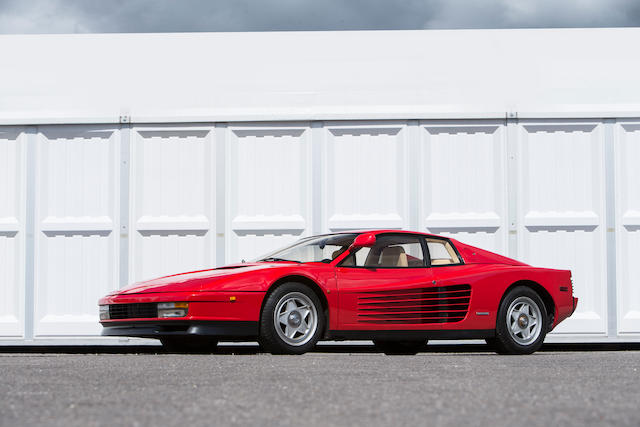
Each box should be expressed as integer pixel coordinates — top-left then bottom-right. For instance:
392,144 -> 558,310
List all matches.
109,303 -> 158,319
356,284 -> 471,324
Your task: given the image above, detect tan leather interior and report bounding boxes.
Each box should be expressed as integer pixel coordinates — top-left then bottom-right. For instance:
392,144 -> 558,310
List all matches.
333,248 -> 355,265
379,246 -> 408,267
341,255 -> 355,266
426,238 -> 460,265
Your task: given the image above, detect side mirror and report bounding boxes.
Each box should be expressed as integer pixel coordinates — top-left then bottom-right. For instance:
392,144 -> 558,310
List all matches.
349,233 -> 376,250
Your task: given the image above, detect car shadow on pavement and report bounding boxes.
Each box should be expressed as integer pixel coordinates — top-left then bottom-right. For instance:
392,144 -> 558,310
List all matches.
1,342 -> 639,355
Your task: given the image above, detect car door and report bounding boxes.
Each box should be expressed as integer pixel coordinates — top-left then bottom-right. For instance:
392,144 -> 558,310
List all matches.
335,233 -> 434,329
423,237 -> 474,324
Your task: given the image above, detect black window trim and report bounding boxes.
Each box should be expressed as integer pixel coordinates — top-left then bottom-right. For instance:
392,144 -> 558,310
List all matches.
423,235 -> 465,268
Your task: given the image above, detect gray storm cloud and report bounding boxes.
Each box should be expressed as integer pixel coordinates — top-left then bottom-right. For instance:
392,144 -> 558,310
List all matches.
0,0 -> 638,33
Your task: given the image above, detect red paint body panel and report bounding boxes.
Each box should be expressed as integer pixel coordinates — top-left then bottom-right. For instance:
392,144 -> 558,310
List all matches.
336,264 -> 574,330
99,230 -> 577,338
100,292 -> 265,322
100,263 -> 340,328
453,240 -> 529,266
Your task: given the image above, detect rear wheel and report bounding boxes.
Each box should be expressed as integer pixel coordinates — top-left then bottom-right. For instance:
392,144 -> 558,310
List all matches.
160,336 -> 218,353
259,283 -> 325,354
493,286 -> 548,355
373,339 -> 428,355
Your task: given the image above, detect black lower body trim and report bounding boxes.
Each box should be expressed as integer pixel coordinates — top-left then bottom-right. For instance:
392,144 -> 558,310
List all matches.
328,329 -> 494,341
101,320 -> 258,339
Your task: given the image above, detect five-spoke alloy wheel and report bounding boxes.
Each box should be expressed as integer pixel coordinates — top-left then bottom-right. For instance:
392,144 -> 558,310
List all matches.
260,283 -> 325,354
492,286 -> 548,355
506,296 -> 542,346
273,292 -> 318,347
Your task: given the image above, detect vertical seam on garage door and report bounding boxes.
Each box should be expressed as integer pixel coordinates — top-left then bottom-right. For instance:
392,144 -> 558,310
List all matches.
506,115 -> 518,259
24,126 -> 36,340
407,120 -> 420,231
215,123 -> 227,266
119,125 -> 130,288
311,121 -> 323,235
604,119 -> 618,337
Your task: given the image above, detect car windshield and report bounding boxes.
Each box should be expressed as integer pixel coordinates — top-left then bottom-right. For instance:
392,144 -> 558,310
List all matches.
255,233 -> 358,264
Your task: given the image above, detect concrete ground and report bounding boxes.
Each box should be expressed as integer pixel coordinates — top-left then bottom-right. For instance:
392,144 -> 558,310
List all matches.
1,343 -> 639,427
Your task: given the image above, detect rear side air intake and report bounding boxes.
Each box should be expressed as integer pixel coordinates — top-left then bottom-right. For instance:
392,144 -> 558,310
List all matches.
356,284 -> 471,324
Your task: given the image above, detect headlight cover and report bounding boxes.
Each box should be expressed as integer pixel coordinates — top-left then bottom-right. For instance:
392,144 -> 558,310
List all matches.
99,305 -> 110,320
157,302 -> 189,318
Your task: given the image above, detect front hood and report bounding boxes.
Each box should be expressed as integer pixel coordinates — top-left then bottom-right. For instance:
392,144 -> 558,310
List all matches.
115,263 -> 274,294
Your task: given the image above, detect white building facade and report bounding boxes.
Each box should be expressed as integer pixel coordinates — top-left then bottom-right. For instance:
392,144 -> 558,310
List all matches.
0,28 -> 639,344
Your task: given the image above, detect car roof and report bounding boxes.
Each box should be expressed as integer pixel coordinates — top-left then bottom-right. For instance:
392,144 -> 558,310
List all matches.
321,229 -> 446,239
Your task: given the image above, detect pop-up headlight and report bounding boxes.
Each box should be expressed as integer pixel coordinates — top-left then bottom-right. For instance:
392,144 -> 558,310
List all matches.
157,302 -> 189,318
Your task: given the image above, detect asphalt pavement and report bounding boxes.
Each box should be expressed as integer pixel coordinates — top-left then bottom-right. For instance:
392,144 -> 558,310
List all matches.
1,344 -> 639,427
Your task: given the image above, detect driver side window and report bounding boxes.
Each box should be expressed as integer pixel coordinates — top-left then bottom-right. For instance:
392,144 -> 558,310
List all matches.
342,234 -> 426,268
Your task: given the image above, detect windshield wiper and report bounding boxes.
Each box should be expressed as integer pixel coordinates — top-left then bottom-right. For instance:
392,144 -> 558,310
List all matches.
259,257 -> 302,263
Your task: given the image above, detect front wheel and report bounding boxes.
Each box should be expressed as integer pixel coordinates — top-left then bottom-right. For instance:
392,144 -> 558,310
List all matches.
373,339 -> 428,355
493,286 -> 548,355
259,283 -> 325,354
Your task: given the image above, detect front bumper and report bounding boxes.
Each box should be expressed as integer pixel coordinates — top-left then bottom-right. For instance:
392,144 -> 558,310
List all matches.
101,320 -> 258,339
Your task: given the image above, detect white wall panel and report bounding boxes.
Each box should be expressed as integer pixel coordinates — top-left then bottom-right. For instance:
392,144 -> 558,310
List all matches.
3,116 -> 640,343
0,127 -> 25,337
420,122 -> 508,255
324,121 -> 409,232
4,29 -> 640,125
226,124 -> 311,263
517,121 -> 607,335
34,126 -> 120,336
615,123 -> 640,334
130,126 -> 215,282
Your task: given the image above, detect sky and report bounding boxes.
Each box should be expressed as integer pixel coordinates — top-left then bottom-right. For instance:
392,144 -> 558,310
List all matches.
0,0 -> 639,34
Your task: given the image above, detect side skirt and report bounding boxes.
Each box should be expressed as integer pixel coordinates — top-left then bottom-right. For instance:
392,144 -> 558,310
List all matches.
328,329 -> 495,341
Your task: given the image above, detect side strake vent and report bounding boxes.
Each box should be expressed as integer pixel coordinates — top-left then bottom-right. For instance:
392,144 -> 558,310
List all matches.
357,284 -> 471,324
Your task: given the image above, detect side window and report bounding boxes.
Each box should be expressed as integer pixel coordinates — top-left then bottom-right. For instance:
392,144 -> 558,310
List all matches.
426,238 -> 461,266
345,234 -> 426,268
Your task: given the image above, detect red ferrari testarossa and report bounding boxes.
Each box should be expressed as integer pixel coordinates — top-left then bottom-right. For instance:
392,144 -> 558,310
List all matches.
99,230 -> 578,354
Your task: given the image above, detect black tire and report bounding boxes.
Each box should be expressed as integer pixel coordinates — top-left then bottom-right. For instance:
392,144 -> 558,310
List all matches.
259,282 -> 325,355
493,286 -> 548,355
373,339 -> 428,355
160,336 -> 219,354
484,337 -> 509,355
485,337 -> 497,347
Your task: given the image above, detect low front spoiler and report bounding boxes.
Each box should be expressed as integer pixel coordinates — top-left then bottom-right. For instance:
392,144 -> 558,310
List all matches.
101,320 -> 258,339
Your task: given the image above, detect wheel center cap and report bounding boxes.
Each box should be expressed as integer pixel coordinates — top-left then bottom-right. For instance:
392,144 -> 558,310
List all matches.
518,314 -> 529,328
288,311 -> 301,327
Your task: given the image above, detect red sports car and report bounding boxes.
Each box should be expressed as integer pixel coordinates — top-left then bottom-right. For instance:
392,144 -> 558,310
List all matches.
99,230 -> 578,355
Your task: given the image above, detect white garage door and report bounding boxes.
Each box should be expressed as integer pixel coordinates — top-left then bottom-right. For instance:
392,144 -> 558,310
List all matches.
0,118 -> 636,342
